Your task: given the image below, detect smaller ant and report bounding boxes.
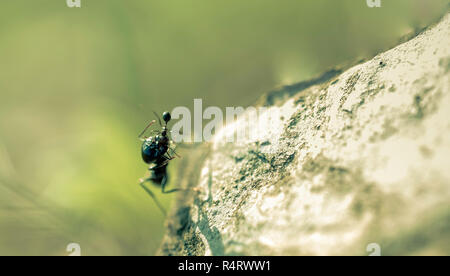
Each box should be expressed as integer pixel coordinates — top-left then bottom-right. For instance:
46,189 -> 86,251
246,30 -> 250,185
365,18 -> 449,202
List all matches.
138,111 -> 195,215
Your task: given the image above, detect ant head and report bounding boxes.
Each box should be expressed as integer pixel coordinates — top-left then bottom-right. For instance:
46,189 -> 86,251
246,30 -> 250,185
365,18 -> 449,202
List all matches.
162,111 -> 171,124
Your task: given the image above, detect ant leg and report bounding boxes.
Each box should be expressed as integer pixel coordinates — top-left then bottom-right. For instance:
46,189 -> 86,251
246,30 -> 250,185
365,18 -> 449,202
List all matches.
168,140 -> 182,158
160,174 -> 201,194
169,147 -> 181,158
165,151 -> 173,159
160,175 -> 182,194
139,180 -> 166,215
149,152 -> 177,170
149,158 -> 172,170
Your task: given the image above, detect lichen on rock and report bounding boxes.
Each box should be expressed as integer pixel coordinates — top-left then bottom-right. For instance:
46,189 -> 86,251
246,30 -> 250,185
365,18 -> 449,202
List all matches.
159,13 -> 450,256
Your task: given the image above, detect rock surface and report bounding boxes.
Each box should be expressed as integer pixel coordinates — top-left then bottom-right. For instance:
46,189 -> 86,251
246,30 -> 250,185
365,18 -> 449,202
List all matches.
159,13 -> 450,256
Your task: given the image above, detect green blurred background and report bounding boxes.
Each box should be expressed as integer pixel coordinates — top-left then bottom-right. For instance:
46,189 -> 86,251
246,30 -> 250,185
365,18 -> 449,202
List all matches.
0,0 -> 447,255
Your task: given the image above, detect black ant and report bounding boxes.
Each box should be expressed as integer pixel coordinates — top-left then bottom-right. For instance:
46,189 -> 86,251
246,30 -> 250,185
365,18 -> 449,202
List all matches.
138,111 -> 194,215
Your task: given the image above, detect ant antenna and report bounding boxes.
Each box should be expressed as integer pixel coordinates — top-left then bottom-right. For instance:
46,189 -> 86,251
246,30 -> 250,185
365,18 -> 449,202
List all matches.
138,120 -> 156,139
152,111 -> 162,127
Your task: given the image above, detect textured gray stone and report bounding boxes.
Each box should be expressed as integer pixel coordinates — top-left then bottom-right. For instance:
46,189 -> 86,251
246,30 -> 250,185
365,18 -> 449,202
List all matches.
159,13 -> 450,256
